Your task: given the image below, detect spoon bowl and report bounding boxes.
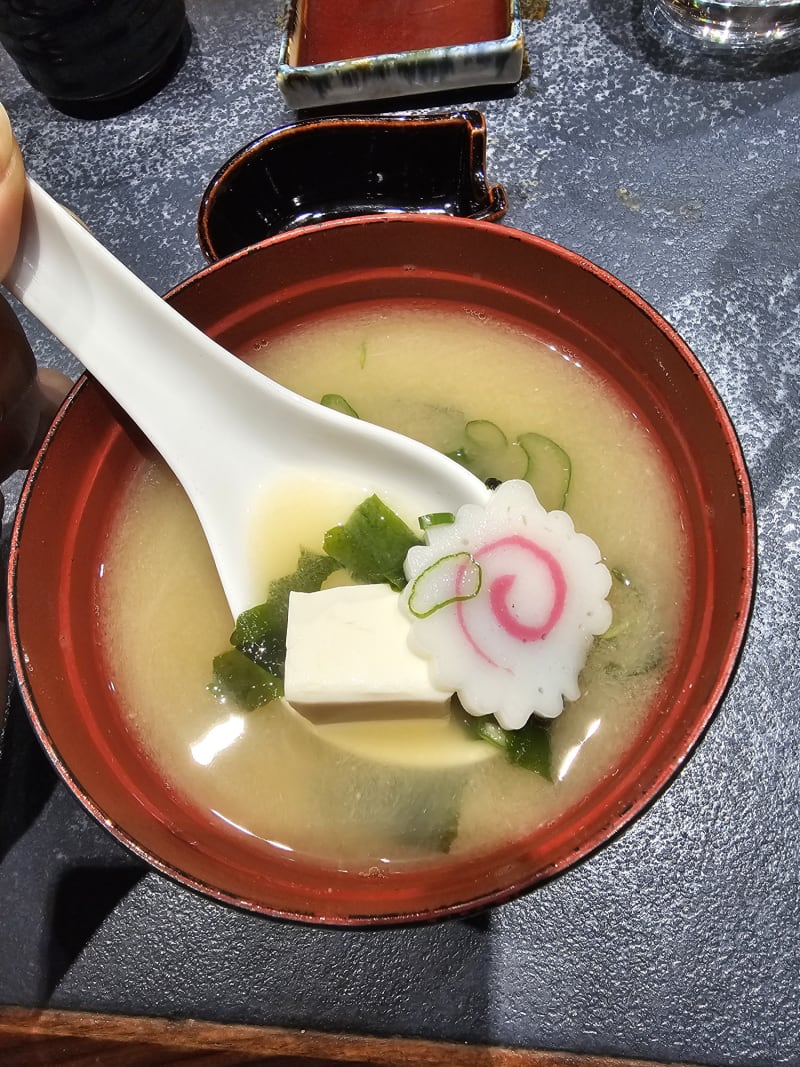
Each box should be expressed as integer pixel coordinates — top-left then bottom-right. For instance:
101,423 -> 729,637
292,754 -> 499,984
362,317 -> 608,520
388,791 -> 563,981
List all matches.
5,179 -> 489,617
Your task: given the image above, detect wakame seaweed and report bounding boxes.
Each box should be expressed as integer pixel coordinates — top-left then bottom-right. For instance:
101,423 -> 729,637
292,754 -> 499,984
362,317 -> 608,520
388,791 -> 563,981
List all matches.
323,493 -> 422,591
208,549 -> 339,709
592,567 -> 664,679
232,549 -> 340,669
464,709 -> 553,780
208,649 -> 283,710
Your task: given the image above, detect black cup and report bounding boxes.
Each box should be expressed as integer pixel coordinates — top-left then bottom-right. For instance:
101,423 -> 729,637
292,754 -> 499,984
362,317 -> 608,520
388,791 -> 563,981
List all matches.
0,0 -> 189,117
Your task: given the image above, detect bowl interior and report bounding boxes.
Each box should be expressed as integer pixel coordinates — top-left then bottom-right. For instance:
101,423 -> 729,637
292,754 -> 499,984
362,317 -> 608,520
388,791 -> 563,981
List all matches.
9,216 -> 755,924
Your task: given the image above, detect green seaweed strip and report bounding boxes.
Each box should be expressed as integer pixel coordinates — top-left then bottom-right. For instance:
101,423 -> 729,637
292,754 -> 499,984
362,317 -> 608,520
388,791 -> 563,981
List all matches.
320,393 -> 359,418
385,779 -> 462,854
232,549 -> 340,671
209,550 -> 340,709
323,494 -> 422,591
504,718 -> 553,778
516,432 -> 572,511
465,711 -> 553,780
594,566 -> 664,678
402,799 -> 461,854
208,648 -> 283,710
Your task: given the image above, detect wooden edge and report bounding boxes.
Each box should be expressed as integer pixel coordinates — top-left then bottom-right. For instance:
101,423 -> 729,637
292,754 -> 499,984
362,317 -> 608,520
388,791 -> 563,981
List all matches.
0,1007 -> 701,1067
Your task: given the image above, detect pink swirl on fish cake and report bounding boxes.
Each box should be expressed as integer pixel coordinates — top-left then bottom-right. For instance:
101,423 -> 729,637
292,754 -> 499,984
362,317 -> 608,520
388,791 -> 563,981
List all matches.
456,535 -> 567,667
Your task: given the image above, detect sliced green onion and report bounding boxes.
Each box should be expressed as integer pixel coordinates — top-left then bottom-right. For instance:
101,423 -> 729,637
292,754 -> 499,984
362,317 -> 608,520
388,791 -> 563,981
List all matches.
465,419 -> 507,452
320,394 -> 359,418
600,618 -> 630,641
481,441 -> 527,483
516,431 -> 572,511
418,512 -> 456,531
450,422 -> 526,484
407,551 -> 481,619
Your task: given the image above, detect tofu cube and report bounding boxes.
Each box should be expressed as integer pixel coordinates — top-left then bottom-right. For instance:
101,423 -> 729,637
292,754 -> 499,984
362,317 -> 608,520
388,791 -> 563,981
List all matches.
283,584 -> 453,724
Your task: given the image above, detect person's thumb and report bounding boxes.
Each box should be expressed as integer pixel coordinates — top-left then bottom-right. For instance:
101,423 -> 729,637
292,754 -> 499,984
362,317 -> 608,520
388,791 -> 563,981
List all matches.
0,103 -> 25,281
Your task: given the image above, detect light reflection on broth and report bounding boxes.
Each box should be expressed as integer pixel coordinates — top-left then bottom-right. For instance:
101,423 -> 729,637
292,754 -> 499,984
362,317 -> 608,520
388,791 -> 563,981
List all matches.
98,301 -> 688,869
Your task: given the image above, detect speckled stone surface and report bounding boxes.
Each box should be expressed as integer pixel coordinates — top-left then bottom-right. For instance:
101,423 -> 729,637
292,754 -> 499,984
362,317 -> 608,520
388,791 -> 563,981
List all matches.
0,2 -> 798,1064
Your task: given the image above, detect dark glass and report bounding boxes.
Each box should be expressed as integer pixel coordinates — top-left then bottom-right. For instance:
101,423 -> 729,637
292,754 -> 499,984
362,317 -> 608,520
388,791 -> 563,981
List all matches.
0,0 -> 189,117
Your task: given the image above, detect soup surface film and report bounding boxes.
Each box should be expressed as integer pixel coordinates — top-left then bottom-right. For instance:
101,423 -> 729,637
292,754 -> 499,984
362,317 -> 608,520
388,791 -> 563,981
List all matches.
99,300 -> 688,869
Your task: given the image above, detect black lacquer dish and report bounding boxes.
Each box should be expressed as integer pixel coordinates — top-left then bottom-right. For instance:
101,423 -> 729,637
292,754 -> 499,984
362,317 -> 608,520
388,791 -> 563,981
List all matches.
197,110 -> 507,262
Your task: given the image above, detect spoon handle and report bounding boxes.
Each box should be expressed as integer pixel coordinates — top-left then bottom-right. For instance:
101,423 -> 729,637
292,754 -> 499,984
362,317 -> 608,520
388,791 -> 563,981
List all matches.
5,179 -> 488,617
5,179 -> 293,614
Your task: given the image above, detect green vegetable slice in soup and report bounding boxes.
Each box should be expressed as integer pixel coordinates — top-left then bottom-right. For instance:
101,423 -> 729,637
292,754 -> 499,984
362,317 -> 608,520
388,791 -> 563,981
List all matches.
517,432 -> 572,511
320,393 -> 359,418
322,493 -> 421,590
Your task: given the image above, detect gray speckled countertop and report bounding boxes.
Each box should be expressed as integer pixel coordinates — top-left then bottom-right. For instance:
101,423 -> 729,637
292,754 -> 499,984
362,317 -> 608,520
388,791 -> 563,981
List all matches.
0,2 -> 798,1064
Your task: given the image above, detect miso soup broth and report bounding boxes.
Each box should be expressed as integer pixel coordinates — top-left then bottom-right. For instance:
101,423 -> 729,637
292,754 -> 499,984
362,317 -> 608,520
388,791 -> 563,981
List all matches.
99,301 -> 688,869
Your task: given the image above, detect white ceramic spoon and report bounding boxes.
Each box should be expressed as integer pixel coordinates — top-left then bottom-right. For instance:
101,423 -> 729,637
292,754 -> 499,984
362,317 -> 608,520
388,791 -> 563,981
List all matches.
6,179 -> 490,618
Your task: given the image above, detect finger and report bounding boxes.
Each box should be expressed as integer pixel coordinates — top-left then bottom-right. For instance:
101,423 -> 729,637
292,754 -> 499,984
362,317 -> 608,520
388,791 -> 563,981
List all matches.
36,366 -> 73,420
0,291 -> 38,480
0,487 -> 8,699
0,102 -> 25,281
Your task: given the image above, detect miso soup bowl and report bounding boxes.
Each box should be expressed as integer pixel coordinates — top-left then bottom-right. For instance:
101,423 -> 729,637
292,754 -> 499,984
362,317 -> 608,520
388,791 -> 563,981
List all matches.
8,216 -> 755,926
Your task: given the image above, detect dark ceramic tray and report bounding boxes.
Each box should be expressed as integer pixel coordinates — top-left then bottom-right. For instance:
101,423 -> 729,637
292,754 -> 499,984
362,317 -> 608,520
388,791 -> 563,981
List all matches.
275,0 -> 525,109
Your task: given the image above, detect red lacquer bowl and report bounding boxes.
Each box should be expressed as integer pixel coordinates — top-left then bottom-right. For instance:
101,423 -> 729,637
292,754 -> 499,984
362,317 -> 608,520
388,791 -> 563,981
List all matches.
8,216 -> 755,925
